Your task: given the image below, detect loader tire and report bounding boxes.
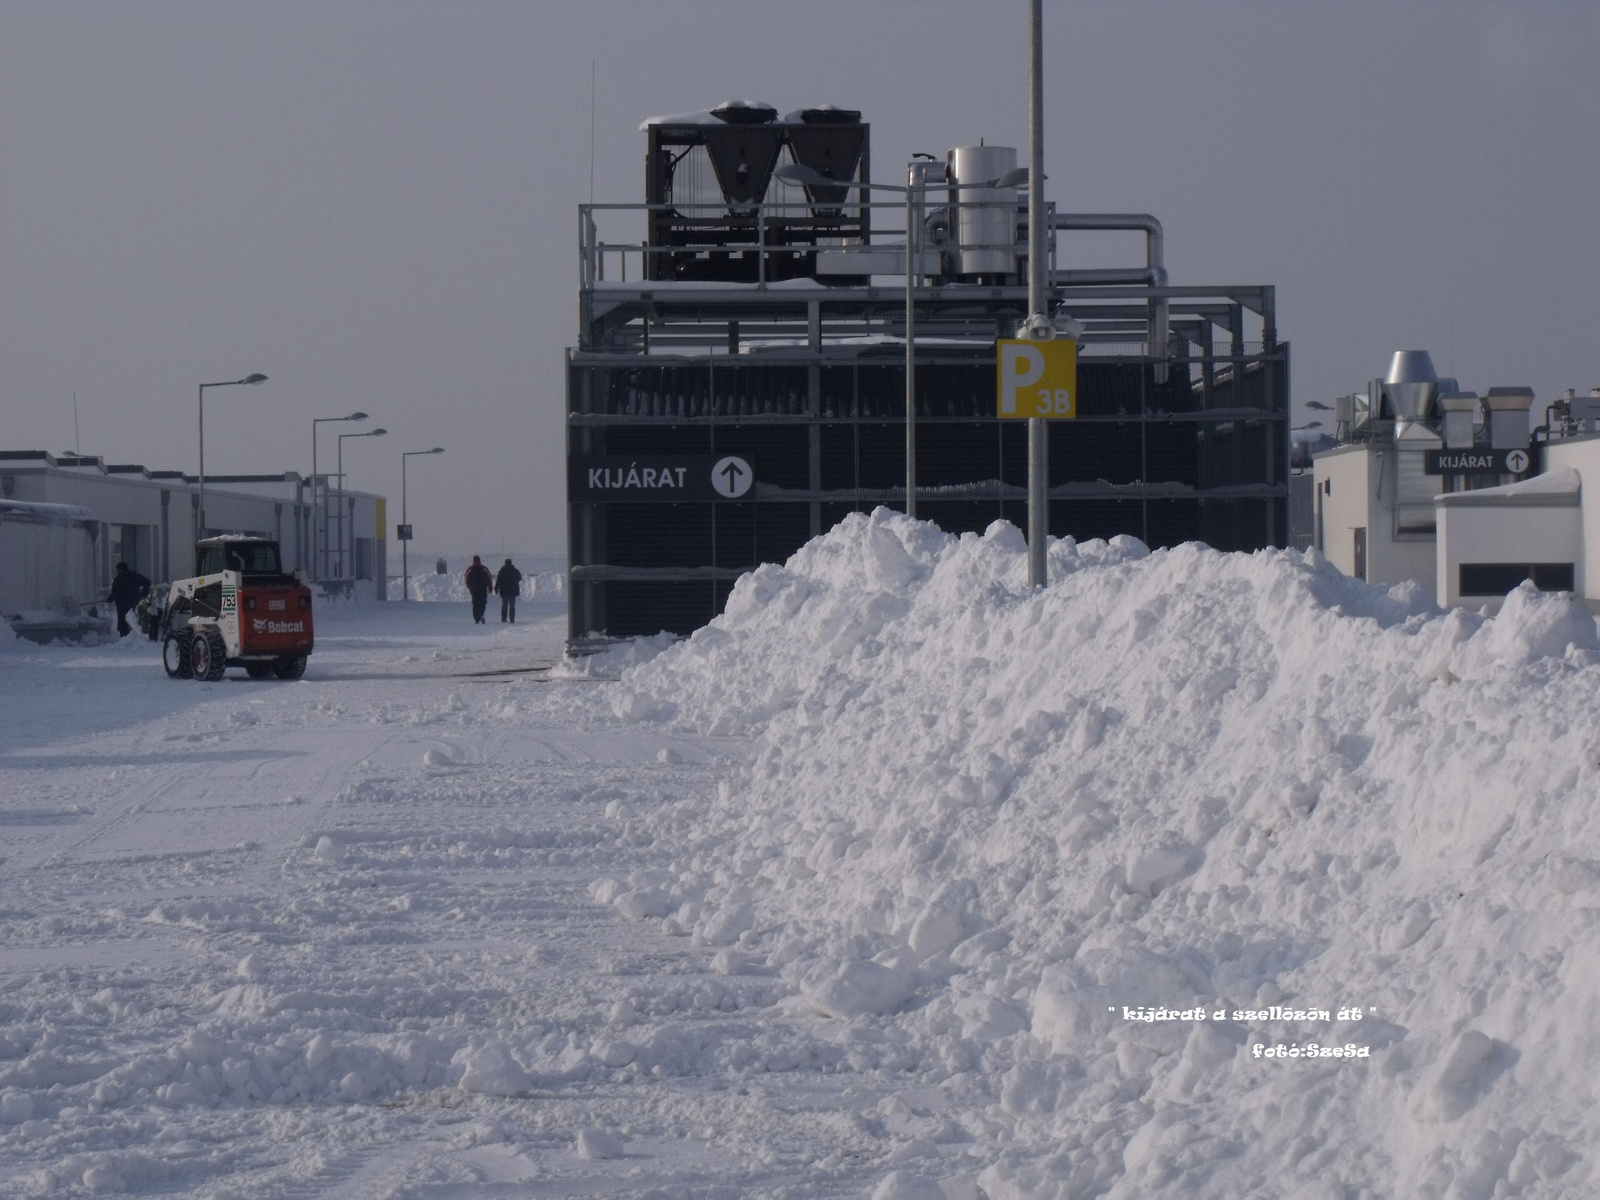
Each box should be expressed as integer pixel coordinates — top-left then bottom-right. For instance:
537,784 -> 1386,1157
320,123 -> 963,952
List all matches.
190,626 -> 228,682
273,655 -> 308,680
163,631 -> 193,679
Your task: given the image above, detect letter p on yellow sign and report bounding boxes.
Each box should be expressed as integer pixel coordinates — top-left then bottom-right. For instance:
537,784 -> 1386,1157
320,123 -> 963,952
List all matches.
997,338 -> 1078,419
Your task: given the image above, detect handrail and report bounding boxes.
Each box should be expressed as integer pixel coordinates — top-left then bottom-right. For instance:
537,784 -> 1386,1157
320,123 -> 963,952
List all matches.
575,199 -> 1225,368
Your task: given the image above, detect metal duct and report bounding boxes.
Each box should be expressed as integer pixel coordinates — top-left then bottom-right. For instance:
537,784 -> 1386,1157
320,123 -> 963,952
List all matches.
786,124 -> 867,209
701,125 -> 786,210
1383,350 -> 1438,425
1438,392 -> 1480,450
1483,387 -> 1535,451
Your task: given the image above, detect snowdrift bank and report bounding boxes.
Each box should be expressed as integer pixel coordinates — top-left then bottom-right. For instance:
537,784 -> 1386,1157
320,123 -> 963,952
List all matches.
602,509 -> 1600,1198
388,569 -> 565,603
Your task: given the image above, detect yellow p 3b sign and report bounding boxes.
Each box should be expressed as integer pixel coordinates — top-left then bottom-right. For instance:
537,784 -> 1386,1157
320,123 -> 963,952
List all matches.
997,338 -> 1078,419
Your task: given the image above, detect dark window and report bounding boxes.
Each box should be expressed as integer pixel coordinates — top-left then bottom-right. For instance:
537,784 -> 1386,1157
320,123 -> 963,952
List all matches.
1533,563 -> 1576,591
1353,528 -> 1367,581
196,541 -> 282,577
1460,563 -> 1574,596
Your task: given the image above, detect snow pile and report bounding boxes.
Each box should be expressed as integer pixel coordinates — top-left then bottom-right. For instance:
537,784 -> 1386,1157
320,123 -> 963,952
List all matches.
600,508 -> 1600,1197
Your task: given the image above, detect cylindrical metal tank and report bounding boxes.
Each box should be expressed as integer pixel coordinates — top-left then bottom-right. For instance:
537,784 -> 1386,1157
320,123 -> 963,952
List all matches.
947,145 -> 1018,278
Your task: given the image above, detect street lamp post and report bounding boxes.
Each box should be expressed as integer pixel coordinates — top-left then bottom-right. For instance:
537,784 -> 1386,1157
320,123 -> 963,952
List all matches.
401,447 -> 445,600
1026,0 -> 1048,587
775,163 -> 1027,521
312,413 -> 368,582
197,374 -> 267,538
335,428 -> 387,579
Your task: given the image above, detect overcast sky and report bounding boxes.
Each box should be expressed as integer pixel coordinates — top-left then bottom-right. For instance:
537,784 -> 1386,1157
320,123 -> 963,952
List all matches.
3,1 -> 1596,557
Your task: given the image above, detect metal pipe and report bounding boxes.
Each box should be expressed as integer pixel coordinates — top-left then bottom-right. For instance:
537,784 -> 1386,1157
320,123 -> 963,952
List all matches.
1027,0 -> 1048,588
1053,213 -> 1163,270
1054,267 -> 1167,286
1053,213 -> 1168,382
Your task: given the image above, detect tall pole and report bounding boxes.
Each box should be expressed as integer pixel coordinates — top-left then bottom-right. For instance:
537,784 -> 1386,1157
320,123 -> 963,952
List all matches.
311,413 -> 365,583
1026,0 -> 1049,588
400,447 -> 442,602
905,176 -> 917,520
196,375 -> 266,548
197,384 -> 207,540
336,437 -> 344,577
310,426 -> 319,582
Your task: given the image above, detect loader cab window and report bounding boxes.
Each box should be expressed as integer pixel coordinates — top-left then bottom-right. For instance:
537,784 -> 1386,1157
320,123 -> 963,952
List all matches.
196,541 -> 283,578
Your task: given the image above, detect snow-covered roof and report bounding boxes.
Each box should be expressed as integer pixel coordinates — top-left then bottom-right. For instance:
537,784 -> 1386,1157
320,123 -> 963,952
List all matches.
1436,465 -> 1580,507
0,498 -> 96,523
638,100 -> 777,131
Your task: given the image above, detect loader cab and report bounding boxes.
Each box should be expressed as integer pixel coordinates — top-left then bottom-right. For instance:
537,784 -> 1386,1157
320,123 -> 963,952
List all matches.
195,538 -> 292,582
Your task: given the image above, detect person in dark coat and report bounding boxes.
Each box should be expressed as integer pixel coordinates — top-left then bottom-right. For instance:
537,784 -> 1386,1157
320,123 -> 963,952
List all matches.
463,556 -> 493,624
107,562 -> 151,637
495,559 -> 523,623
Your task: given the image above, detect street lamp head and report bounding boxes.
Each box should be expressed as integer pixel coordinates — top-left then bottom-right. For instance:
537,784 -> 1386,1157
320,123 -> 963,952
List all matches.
242,374 -> 267,385
429,446 -> 444,454
348,411 -> 369,421
369,428 -> 388,437
775,163 -> 840,190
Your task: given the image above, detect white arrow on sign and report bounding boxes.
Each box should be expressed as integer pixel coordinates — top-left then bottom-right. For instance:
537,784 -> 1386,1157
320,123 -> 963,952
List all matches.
710,455 -> 753,499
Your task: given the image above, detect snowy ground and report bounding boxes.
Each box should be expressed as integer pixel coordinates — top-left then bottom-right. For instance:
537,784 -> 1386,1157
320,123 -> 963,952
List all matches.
5,511 -> 1599,1200
1,596 -> 922,1199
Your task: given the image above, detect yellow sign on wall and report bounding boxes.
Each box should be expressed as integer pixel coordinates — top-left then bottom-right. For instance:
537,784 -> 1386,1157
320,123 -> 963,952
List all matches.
996,338 -> 1078,419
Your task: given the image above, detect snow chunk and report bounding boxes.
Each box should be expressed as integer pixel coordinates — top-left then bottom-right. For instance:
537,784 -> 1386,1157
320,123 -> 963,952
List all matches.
456,1040 -> 533,1097
0,1090 -> 34,1124
870,1170 -> 945,1200
1125,844 -> 1191,897
907,904 -> 965,958
576,1128 -> 624,1160
1478,582 -> 1599,666
801,959 -> 911,1019
1420,1030 -> 1504,1121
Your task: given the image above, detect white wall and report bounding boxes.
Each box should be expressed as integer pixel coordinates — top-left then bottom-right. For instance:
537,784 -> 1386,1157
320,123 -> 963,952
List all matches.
1436,497 -> 1581,609
1314,447 -> 1369,578
1313,443 -> 1436,595
1541,437 -> 1600,605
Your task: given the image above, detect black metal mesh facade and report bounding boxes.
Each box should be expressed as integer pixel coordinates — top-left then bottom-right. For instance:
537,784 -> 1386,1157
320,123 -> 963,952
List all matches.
569,351 -> 1288,638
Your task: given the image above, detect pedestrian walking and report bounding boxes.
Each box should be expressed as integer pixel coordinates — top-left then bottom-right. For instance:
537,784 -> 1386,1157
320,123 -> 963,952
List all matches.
495,559 -> 523,623
107,562 -> 151,638
463,555 -> 493,624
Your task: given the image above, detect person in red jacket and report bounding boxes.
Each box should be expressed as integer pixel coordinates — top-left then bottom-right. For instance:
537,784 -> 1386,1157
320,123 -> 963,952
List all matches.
463,556 -> 493,624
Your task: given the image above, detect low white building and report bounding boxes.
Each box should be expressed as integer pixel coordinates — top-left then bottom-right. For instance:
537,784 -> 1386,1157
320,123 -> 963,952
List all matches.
0,499 -> 106,640
0,453 -> 389,620
1312,352 -> 1600,612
